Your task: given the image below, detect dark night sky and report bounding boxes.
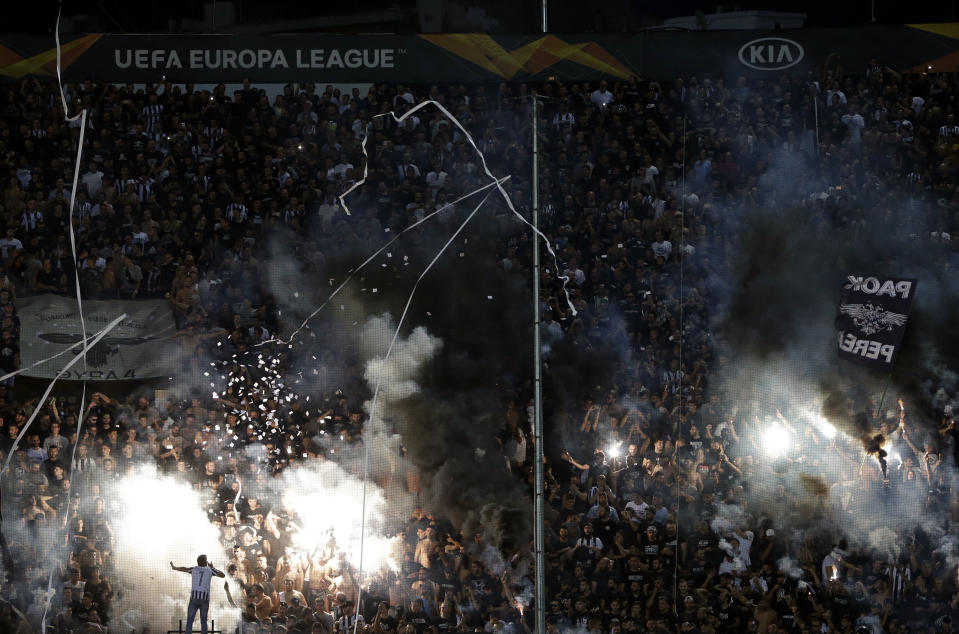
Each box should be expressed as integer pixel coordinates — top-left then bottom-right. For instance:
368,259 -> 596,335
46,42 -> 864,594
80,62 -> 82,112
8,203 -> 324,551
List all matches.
3,0 -> 957,34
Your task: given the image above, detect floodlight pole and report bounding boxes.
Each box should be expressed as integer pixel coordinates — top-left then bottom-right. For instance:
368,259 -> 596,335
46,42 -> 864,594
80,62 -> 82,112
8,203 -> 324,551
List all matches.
531,92 -> 546,634
533,10 -> 547,633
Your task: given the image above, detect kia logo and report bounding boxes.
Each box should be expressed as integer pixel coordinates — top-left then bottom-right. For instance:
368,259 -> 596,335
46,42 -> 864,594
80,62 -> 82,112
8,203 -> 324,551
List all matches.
738,37 -> 804,71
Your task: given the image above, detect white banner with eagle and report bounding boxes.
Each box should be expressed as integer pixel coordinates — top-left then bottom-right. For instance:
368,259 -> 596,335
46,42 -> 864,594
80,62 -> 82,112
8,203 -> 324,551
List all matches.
16,294 -> 177,380
836,275 -> 917,370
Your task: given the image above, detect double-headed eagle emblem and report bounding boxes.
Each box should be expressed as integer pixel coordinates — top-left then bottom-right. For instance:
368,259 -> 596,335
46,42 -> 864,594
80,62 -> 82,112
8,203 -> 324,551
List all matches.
37,333 -> 158,367
839,303 -> 908,336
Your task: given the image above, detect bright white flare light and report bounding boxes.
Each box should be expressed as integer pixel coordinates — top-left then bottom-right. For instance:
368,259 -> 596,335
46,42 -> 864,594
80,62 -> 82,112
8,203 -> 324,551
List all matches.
820,421 -> 837,438
111,466 -> 234,631
889,451 -> 902,468
807,412 -> 837,439
607,442 -> 623,459
763,425 -> 791,457
282,462 -> 398,578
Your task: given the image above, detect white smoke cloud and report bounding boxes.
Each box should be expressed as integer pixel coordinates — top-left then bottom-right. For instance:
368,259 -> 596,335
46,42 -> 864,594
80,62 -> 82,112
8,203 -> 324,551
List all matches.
867,526 -> 901,562
279,460 -> 398,577
777,556 -> 805,580
710,500 -> 748,536
358,315 -> 442,510
362,317 -> 443,407
107,465 -> 237,632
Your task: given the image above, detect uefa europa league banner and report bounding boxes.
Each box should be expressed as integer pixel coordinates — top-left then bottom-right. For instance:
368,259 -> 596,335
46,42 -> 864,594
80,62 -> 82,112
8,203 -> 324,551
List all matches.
0,25 -> 957,83
17,295 -> 178,381
836,275 -> 917,371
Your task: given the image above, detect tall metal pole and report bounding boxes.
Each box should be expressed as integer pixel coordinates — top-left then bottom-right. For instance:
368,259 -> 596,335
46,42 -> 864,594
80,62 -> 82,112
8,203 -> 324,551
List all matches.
814,90 -> 820,151
541,0 -> 548,32
531,93 -> 546,634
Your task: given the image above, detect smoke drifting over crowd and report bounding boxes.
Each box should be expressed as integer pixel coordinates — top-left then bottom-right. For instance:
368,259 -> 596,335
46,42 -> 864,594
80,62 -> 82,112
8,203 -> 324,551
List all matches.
109,466 -> 233,632
700,138 -> 959,581
6,63 -> 959,634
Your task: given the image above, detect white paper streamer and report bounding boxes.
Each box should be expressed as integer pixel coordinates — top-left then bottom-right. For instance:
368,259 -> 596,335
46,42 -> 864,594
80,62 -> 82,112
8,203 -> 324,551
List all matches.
2,313 -> 127,474
261,175 -> 511,347
340,100 -> 576,317
39,9 -> 94,628
352,189 -> 494,634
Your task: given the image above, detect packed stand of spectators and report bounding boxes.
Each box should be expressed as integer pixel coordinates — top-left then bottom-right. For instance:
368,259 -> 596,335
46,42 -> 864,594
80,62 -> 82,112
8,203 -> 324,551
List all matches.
0,55 -> 957,634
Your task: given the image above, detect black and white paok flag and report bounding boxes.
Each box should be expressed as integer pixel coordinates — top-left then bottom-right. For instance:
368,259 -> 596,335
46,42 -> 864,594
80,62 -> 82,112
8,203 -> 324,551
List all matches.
836,274 -> 917,370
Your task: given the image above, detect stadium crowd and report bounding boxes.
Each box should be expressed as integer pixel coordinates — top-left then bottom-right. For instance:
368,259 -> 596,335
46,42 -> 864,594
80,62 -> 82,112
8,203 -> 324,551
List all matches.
0,54 -> 958,634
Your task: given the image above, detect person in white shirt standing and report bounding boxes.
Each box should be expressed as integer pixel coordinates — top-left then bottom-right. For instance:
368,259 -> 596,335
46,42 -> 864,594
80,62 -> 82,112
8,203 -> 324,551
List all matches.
81,162 -> 104,197
841,105 -> 865,147
0,227 -> 22,260
171,554 -> 225,634
590,80 -> 614,109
